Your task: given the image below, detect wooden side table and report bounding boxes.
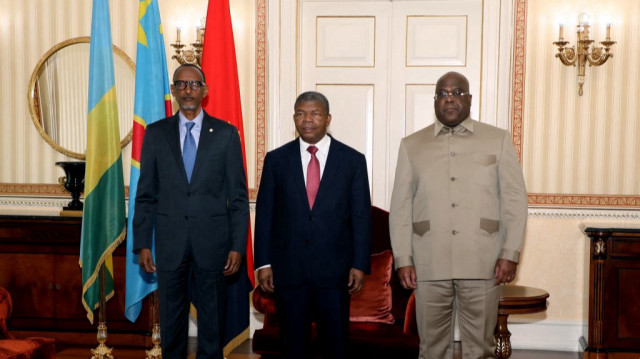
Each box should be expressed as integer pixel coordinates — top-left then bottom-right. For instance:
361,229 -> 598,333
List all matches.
495,285 -> 549,359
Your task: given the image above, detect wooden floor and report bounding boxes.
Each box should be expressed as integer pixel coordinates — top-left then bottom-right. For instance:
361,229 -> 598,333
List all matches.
56,340 -> 580,359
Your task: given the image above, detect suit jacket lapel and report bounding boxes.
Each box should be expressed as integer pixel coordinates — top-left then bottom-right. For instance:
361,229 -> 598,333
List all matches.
289,139 -> 311,210
163,115 -> 188,182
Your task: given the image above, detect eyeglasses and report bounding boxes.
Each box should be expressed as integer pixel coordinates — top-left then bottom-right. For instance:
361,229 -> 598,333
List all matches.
294,111 -> 324,120
434,90 -> 469,101
174,80 -> 205,91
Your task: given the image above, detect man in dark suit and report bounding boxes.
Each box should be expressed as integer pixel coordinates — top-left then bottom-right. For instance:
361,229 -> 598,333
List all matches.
133,64 -> 249,359
254,91 -> 371,359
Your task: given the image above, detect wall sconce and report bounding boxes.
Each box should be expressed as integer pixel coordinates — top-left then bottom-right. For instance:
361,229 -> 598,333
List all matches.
552,14 -> 616,96
171,24 -> 205,66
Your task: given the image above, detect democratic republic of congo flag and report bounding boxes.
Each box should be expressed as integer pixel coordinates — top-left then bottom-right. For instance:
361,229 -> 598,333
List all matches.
124,0 -> 172,323
201,0 -> 254,355
80,0 -> 126,324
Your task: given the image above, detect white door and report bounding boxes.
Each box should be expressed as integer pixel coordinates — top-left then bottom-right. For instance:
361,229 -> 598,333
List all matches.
300,0 -> 483,208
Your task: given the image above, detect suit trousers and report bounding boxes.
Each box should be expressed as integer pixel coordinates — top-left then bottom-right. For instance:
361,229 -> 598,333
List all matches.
415,279 -> 499,359
276,283 -> 350,359
157,241 -> 227,359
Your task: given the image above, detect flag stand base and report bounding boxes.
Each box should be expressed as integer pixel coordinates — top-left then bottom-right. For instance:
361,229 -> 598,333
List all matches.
91,322 -> 114,359
145,323 -> 162,359
145,290 -> 162,359
90,266 -> 114,359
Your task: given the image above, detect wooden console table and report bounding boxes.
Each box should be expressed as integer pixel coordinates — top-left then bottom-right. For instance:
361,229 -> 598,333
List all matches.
495,285 -> 549,359
581,226 -> 640,359
0,215 -> 151,347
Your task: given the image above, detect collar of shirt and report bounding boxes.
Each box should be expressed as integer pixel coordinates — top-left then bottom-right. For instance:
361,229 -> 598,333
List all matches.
434,117 -> 474,137
179,109 -> 204,150
299,134 -> 331,180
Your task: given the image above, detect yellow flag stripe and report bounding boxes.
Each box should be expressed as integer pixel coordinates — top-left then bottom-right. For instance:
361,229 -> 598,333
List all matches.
134,114 -> 147,128
84,87 -> 120,198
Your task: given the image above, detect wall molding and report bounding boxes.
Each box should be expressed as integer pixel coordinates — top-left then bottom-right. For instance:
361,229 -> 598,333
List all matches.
528,207 -> 640,220
0,196 -> 68,208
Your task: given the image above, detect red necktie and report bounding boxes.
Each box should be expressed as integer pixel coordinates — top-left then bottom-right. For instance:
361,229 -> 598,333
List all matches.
306,146 -> 320,209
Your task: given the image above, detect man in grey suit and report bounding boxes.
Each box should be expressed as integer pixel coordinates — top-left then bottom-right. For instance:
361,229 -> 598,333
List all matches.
133,64 -> 249,359
389,71 -> 528,358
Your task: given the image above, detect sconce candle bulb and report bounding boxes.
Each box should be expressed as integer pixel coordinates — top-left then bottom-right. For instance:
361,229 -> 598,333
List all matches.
176,27 -> 181,43
197,26 -> 205,44
606,23 -> 611,40
559,24 -> 564,41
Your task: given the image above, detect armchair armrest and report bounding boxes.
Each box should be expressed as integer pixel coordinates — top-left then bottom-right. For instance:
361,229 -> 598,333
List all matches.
252,287 -> 279,327
0,287 -> 15,339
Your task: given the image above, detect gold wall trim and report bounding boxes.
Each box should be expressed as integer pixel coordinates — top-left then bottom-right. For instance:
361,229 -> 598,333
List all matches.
528,194 -> 640,208
0,184 -> 67,196
512,0 -> 640,208
0,183 -> 130,198
253,0 -> 267,200
511,0 -> 526,160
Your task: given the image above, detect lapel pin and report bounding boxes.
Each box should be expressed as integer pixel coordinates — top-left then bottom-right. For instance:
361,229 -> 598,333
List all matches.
209,128 -> 214,133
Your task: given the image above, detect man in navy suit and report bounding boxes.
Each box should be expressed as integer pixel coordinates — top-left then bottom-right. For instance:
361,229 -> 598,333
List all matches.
133,64 -> 249,359
254,91 -> 371,359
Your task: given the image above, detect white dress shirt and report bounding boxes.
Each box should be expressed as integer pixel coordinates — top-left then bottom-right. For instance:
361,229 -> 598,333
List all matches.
299,134 -> 331,186
178,109 -> 204,152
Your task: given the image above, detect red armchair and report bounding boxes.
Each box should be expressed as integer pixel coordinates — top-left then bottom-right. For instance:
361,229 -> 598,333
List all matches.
0,287 -> 56,359
252,207 -> 419,358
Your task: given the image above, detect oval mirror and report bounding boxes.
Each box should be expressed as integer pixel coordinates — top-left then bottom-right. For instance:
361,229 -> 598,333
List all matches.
27,36 -> 135,160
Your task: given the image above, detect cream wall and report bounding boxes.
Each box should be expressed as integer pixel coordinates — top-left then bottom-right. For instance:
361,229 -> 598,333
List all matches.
522,0 -> 640,197
0,0 -> 137,186
0,0 -> 259,197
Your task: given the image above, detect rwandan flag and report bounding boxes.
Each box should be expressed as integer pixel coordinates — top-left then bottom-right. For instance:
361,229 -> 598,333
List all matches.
80,0 -> 126,324
124,0 -> 172,323
201,0 -> 254,355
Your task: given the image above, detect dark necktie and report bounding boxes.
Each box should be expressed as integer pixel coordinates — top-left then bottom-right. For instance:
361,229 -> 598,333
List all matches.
306,145 -> 320,209
183,122 -> 196,182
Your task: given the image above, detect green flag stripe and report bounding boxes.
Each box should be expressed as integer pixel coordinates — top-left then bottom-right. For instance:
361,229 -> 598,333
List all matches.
80,157 -> 126,323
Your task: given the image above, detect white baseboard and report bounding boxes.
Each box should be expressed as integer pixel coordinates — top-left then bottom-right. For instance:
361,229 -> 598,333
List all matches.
507,320 -> 583,352
250,309 -> 264,338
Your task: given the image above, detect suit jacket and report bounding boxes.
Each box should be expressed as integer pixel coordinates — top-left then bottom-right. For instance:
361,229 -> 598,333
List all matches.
254,137 -> 371,288
389,118 -> 528,281
133,111 -> 249,273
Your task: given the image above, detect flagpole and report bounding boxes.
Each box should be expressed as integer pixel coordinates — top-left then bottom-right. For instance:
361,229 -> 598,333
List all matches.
146,290 -> 162,359
91,264 -> 114,359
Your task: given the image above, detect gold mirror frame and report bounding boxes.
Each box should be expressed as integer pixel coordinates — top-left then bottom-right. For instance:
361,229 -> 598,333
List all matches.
27,36 -> 135,160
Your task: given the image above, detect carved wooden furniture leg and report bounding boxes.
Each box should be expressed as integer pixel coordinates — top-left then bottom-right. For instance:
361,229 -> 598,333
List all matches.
495,286 -> 549,359
494,313 -> 512,359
